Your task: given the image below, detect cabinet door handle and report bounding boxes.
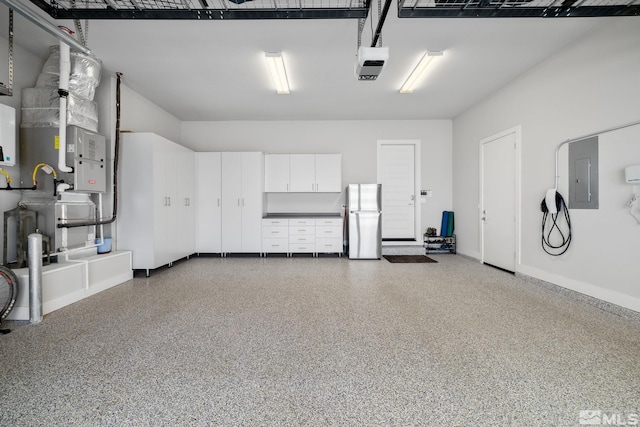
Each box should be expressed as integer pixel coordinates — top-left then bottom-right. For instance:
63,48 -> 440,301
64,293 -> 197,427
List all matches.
167,197 -> 171,206
237,198 -> 240,206
217,198 -> 220,207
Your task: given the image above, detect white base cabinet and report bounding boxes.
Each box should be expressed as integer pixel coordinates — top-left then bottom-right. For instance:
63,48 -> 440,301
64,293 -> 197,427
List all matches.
289,218 -> 316,253
262,218 -> 289,254
261,216 -> 344,256
315,217 -> 343,255
118,133 -> 195,275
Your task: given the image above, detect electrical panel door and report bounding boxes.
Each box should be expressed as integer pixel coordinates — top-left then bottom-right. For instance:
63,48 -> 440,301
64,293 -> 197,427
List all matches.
569,136 -> 599,209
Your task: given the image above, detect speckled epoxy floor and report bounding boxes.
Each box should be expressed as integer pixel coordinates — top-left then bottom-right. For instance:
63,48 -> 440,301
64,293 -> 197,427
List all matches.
1,255 -> 639,426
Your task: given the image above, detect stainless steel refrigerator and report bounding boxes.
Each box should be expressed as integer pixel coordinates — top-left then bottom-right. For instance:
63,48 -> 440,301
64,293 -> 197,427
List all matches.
348,184 -> 382,259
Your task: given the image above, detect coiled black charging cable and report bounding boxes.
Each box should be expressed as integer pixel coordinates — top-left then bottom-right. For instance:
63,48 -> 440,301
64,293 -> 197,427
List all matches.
541,191 -> 572,256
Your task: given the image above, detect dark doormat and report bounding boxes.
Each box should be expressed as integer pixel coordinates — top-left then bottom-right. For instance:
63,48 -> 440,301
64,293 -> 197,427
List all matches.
383,255 -> 438,263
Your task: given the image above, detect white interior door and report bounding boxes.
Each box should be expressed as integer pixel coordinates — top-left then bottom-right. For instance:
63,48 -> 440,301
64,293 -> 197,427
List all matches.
379,144 -> 415,240
481,130 -> 517,272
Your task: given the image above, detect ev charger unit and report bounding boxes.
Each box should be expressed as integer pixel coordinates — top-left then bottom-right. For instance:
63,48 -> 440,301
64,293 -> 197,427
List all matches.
356,46 -> 389,81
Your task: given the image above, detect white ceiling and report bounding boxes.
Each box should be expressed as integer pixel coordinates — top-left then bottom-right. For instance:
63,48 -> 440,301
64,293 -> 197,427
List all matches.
4,4 -> 610,121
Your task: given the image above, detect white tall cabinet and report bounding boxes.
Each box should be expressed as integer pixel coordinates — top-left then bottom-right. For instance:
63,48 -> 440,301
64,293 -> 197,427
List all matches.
118,133 -> 196,275
221,152 -> 263,254
196,152 -> 222,253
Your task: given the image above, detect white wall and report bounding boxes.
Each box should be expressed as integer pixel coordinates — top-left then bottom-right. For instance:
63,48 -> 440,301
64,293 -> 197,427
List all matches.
182,120 -> 452,234
118,82 -> 182,144
452,18 -> 640,312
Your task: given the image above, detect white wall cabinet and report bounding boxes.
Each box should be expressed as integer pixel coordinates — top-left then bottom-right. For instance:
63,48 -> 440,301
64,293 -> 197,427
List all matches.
264,154 -> 290,192
196,152 -> 222,253
265,154 -> 342,193
290,154 -> 316,192
118,133 -> 196,275
221,152 -> 263,254
315,154 -> 342,193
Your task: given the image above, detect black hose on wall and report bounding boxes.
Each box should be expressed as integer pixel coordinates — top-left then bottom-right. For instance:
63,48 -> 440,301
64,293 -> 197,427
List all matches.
57,72 -> 123,229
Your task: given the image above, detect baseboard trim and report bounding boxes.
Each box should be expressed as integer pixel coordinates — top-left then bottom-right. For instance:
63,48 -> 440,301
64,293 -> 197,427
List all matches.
517,265 -> 640,320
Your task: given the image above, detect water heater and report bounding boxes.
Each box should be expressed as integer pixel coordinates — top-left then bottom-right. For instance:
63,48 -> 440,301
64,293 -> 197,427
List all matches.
0,104 -> 16,166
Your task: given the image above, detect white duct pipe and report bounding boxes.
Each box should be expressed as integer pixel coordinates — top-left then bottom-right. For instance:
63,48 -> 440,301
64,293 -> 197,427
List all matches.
58,40 -> 73,173
0,0 -> 91,54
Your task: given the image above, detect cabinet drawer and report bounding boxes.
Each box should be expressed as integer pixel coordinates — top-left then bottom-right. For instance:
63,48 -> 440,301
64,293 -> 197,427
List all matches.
316,218 -> 343,226
262,226 -> 289,238
290,218 -> 316,226
262,239 -> 288,253
262,218 -> 289,226
316,238 -> 342,253
316,225 -> 342,237
289,235 -> 316,244
289,225 -> 315,235
290,244 -> 315,253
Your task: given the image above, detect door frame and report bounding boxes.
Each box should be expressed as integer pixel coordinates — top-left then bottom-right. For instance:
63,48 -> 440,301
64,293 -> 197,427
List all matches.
377,139 -> 422,245
479,126 -> 522,270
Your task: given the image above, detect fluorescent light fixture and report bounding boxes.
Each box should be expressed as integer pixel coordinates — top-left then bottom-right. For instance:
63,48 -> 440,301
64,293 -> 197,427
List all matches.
265,52 -> 290,95
399,51 -> 443,94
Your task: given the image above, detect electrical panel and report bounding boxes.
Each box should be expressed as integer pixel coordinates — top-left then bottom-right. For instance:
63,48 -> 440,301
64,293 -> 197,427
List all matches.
0,104 -> 16,166
569,136 -> 599,209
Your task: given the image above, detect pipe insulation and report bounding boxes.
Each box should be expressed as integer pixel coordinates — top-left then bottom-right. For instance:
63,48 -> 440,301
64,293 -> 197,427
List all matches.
28,233 -> 43,324
57,40 -> 73,173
